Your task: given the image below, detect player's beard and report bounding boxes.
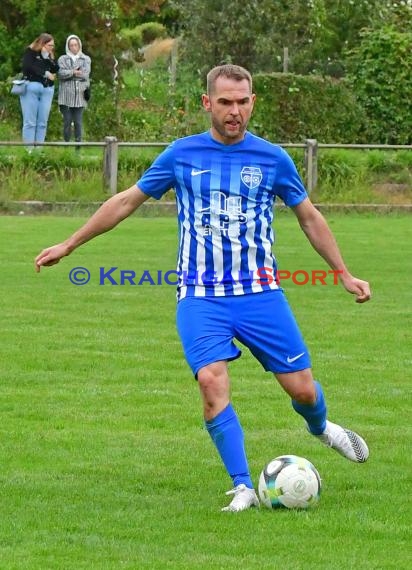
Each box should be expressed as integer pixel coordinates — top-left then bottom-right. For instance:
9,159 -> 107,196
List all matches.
211,116 -> 247,143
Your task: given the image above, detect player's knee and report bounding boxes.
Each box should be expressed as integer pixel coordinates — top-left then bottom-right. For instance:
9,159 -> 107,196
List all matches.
292,385 -> 317,405
198,367 -> 222,392
197,365 -> 229,403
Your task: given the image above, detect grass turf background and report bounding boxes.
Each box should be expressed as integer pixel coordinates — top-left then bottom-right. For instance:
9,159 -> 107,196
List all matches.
0,213 -> 410,569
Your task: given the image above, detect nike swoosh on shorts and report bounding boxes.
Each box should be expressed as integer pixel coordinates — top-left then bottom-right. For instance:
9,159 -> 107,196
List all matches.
286,352 -> 305,363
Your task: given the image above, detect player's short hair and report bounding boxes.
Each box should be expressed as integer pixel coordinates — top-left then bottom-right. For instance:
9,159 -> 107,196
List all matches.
207,64 -> 253,95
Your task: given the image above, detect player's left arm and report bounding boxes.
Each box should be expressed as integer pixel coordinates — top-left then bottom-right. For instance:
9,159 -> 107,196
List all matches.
292,197 -> 371,303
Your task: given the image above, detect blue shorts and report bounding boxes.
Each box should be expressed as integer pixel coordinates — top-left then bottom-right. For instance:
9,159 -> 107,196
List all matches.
176,290 -> 311,376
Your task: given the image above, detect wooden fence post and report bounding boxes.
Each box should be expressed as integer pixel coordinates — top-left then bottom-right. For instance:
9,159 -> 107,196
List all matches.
283,47 -> 289,73
305,138 -> 318,193
103,136 -> 118,195
170,38 -> 179,94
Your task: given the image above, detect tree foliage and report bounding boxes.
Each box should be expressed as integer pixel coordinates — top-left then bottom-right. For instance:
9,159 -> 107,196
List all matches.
1,0 -> 412,144
169,0 -> 315,76
170,0 -> 412,77
0,0 -> 166,81
2,0 -> 410,82
346,6 -> 412,143
305,0 -> 412,76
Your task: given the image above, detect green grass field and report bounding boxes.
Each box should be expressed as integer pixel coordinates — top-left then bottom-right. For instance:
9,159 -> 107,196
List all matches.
0,213 -> 411,569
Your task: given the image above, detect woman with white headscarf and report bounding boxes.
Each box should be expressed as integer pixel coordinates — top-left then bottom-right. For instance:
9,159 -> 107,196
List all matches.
57,35 -> 91,146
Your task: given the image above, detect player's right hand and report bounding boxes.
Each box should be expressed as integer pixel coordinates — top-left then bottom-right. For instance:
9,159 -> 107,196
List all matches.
34,243 -> 70,272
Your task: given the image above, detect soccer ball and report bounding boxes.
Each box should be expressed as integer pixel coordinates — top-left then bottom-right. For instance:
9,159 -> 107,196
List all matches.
258,454 -> 321,509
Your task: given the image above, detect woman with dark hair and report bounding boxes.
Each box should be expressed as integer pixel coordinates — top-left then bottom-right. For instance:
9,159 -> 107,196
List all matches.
20,33 -> 59,148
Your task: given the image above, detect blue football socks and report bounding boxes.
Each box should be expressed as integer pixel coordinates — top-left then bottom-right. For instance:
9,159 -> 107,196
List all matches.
292,380 -> 327,435
205,403 -> 254,489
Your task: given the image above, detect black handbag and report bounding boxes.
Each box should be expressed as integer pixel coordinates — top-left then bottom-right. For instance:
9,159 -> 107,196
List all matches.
84,86 -> 91,101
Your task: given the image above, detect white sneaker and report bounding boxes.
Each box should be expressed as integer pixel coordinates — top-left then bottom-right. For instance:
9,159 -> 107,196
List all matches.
221,483 -> 260,512
314,420 -> 369,463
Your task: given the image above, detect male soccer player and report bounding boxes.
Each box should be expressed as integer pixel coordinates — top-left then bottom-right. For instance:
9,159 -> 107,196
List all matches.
35,64 -> 370,512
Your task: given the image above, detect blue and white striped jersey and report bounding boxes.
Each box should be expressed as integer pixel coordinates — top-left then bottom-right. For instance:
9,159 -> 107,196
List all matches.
137,131 -> 307,299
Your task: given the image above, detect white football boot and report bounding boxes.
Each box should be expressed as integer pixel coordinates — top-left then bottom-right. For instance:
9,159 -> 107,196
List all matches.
314,420 -> 369,463
221,483 -> 260,512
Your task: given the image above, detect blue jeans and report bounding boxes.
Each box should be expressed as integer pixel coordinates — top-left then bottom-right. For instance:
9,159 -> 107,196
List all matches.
20,81 -> 54,144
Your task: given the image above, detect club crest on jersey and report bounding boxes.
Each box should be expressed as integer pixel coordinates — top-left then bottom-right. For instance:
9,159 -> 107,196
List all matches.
241,166 -> 262,189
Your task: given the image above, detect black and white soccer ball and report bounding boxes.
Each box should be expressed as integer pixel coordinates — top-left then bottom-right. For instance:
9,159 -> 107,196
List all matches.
258,454 -> 321,509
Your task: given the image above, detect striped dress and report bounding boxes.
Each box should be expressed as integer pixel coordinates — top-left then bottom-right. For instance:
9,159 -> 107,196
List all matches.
137,131 -> 308,300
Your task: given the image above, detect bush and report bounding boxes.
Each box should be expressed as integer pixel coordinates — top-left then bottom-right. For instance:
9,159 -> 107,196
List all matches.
120,28 -> 144,52
251,73 -> 366,143
346,25 -> 412,144
120,23 -> 167,52
140,22 -> 167,45
2,57 -> 412,146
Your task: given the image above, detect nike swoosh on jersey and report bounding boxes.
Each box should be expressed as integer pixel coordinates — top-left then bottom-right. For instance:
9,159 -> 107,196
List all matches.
286,352 -> 305,363
191,169 -> 211,176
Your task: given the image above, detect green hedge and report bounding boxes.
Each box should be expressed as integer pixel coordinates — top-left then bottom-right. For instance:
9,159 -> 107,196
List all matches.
0,69 -> 404,144
251,73 -> 366,143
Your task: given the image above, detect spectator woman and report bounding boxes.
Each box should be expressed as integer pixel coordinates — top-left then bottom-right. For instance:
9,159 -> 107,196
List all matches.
57,35 -> 91,146
20,33 -> 58,148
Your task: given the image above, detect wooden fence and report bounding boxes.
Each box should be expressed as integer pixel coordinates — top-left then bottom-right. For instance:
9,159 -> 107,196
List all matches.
1,138 -> 411,195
